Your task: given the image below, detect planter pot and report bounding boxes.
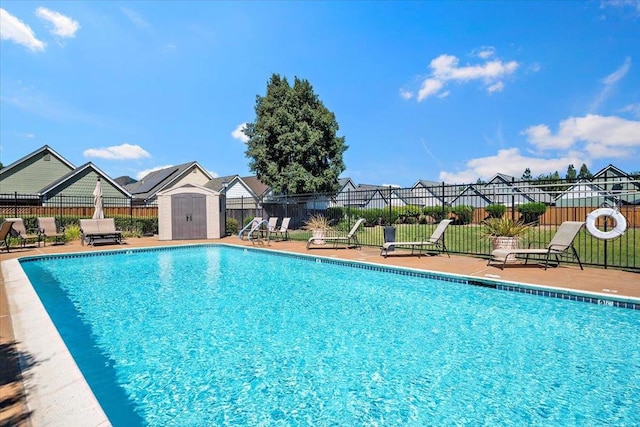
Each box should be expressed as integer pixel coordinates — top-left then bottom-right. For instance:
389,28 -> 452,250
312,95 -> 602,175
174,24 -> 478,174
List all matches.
491,236 -> 520,262
312,229 -> 327,245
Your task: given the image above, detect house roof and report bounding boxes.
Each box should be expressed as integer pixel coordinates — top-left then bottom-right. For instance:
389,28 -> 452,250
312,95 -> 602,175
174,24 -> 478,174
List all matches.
205,175 -> 238,192
125,161 -> 213,200
241,176 -> 270,197
0,145 -> 75,177
39,162 -> 132,197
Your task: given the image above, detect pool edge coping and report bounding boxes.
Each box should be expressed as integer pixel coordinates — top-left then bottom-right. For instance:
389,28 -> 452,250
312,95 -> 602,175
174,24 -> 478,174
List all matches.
2,257 -> 110,427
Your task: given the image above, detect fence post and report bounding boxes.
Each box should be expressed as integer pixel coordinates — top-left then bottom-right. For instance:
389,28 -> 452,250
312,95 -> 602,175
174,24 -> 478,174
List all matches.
441,182 -> 445,219
511,177 -> 515,221
14,191 -> 18,218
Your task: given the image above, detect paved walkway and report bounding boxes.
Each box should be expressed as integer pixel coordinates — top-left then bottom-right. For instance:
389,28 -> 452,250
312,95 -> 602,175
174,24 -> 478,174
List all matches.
1,236 -> 639,425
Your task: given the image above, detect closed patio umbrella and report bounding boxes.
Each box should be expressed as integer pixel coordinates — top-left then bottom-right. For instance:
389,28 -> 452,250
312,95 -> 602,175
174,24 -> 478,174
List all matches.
92,178 -> 104,219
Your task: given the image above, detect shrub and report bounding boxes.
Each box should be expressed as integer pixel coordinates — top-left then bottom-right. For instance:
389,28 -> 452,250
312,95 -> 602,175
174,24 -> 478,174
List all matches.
517,202 -> 547,224
360,208 -> 384,226
303,214 -> 331,231
481,217 -> 530,238
325,207 -> 345,222
451,205 -> 474,225
64,224 -> 81,241
485,204 -> 506,218
226,218 -> 239,235
422,206 -> 450,222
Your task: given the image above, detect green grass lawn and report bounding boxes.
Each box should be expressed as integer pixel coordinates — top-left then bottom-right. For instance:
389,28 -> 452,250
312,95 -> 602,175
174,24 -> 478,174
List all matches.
288,223 -> 640,270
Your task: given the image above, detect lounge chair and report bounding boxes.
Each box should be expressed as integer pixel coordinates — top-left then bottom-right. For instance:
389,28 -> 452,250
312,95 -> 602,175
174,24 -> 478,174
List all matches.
307,218 -> 365,249
267,217 -> 278,233
274,217 -> 291,240
79,218 -> 123,246
37,217 -> 66,246
487,221 -> 585,270
380,219 -> 453,258
0,221 -> 14,252
4,218 -> 40,248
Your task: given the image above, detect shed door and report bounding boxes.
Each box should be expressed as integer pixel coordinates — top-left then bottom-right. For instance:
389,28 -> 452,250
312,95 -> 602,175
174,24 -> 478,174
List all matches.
172,194 -> 207,239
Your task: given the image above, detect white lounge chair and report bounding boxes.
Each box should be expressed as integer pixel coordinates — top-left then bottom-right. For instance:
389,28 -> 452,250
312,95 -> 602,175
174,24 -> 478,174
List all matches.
267,217 -> 278,233
274,217 -> 291,240
380,219 -> 453,258
487,221 -> 585,270
307,218 -> 365,249
37,217 -> 66,246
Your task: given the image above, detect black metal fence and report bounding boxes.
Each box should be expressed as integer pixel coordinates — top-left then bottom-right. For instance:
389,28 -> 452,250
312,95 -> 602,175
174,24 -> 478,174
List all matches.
0,193 -> 158,236
3,176 -> 639,272
243,177 -> 640,272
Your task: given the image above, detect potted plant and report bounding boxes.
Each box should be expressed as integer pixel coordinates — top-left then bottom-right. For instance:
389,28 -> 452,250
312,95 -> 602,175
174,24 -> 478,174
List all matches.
481,216 -> 530,262
304,214 -> 331,244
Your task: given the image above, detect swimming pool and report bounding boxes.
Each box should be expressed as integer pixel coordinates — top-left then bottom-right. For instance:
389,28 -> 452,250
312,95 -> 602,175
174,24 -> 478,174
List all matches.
19,245 -> 640,425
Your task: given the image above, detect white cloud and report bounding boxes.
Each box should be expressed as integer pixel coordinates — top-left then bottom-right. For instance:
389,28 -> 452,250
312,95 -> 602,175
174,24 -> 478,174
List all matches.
590,57 -> 631,112
231,123 -> 249,143
83,143 -> 151,160
601,0 -> 640,13
407,50 -> 520,101
487,81 -> 505,93
35,7 -> 80,38
399,89 -> 413,100
208,170 -> 219,178
439,148 -> 586,183
0,8 -> 45,51
476,46 -> 496,59
121,7 -> 150,30
621,103 -> 640,118
417,79 -> 445,101
136,165 -> 173,180
523,114 -> 640,157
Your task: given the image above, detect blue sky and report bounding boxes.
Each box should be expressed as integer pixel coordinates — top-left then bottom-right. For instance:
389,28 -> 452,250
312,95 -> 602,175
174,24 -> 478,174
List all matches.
1,1 -> 639,187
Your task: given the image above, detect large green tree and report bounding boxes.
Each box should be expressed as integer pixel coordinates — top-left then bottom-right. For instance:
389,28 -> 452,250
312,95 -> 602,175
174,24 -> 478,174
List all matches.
244,74 -> 347,194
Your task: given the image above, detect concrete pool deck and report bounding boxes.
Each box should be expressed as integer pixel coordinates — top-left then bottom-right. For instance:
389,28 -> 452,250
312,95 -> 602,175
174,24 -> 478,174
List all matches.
1,236 -> 639,426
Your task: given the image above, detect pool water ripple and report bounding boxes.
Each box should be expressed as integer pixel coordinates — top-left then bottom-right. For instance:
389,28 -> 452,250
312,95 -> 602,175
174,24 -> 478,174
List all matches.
21,246 -> 640,426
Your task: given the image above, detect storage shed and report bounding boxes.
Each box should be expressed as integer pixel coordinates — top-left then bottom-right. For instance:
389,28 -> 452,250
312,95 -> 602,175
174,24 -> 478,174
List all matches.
157,184 -> 226,240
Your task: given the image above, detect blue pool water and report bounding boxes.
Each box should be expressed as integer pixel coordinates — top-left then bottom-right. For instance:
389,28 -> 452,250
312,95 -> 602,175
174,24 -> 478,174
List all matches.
21,245 -> 640,426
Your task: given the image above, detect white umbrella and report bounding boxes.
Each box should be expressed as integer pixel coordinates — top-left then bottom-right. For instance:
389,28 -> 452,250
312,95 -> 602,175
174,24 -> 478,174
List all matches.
92,178 -> 104,219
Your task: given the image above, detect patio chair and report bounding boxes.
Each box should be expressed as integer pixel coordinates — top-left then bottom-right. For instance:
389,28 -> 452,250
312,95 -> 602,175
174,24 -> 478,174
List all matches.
307,218 -> 365,249
380,219 -> 453,258
274,217 -> 291,240
267,217 -> 279,233
37,217 -> 66,246
487,221 -> 585,270
4,218 -> 40,248
0,221 -> 14,252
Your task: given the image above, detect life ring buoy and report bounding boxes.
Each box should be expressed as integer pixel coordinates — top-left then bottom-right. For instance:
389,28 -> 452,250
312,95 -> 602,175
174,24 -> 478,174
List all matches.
586,208 -> 627,240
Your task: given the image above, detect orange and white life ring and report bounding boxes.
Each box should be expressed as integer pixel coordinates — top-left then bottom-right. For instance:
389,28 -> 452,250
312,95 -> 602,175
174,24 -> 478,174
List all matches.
586,208 -> 627,240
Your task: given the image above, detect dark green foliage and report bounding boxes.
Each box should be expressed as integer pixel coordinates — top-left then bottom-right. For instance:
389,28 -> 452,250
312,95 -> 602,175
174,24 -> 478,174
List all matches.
485,204 -> 506,218
451,205 -> 474,224
244,74 -> 347,194
226,218 -> 239,236
577,163 -> 593,180
566,164 -> 577,182
325,207 -> 345,222
359,208 -> 385,226
517,202 -> 547,224
422,206 -> 451,222
113,216 -> 158,236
